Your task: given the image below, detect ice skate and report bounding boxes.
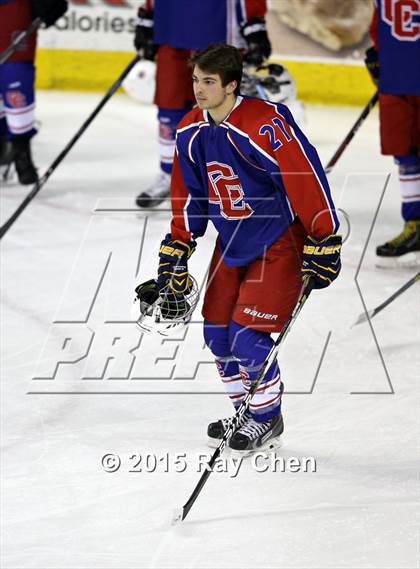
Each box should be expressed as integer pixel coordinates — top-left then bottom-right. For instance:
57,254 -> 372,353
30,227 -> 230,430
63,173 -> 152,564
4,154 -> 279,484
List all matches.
0,134 -> 13,167
228,413 -> 284,456
0,134 -> 14,182
136,171 -> 170,208
376,220 -> 420,268
12,136 -> 38,185
207,410 -> 251,448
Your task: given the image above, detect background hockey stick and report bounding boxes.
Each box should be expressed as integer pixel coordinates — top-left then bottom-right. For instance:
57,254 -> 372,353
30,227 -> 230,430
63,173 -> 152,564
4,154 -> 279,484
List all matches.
172,276 -> 314,525
0,18 -> 42,65
324,91 -> 378,174
353,271 -> 420,327
0,54 -> 141,240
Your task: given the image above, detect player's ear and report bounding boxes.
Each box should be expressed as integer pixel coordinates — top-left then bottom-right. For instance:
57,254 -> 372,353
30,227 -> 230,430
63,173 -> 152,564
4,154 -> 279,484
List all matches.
226,80 -> 237,95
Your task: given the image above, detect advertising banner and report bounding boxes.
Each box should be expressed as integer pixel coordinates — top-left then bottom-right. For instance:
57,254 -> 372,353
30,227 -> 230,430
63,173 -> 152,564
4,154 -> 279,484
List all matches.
38,0 -> 140,51
36,0 -> 376,105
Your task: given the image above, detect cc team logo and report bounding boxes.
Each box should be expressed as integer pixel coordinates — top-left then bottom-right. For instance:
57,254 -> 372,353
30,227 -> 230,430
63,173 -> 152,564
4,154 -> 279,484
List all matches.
381,0 -> 420,40
207,162 -> 254,220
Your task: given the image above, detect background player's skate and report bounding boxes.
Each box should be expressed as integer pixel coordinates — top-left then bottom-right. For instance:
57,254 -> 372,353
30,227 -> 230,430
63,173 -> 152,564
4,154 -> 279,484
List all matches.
11,134 -> 38,185
0,133 -> 14,182
376,220 -> 420,269
135,170 -> 171,209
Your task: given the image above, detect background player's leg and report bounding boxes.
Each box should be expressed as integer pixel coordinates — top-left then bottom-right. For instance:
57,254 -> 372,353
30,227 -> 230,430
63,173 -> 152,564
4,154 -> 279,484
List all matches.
376,154 -> 420,259
136,107 -> 190,207
376,94 -> 420,265
136,45 -> 194,208
0,61 -> 38,185
0,95 -> 13,167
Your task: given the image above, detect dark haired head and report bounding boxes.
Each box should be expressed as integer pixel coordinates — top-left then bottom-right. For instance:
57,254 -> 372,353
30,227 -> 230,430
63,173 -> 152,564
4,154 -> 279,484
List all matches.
190,43 -> 243,96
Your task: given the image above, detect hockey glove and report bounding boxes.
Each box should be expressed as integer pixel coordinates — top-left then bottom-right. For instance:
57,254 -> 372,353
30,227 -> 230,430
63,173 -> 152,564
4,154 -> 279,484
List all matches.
157,235 -> 196,295
31,0 -> 68,27
302,234 -> 342,289
134,7 -> 156,61
241,17 -> 271,66
364,46 -> 379,85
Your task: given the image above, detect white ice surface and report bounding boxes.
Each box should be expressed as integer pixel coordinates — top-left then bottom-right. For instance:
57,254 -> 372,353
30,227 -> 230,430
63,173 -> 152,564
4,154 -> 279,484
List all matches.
1,91 -> 419,569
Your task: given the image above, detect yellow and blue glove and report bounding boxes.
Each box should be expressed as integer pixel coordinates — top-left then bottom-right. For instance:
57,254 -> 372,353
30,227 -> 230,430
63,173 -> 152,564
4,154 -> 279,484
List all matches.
157,235 -> 196,295
302,234 -> 342,289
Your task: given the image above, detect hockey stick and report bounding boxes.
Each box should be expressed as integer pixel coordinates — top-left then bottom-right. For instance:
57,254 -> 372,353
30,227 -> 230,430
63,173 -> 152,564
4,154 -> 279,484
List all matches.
0,54 -> 141,240
172,276 -> 314,525
0,18 -> 42,65
353,271 -> 420,327
324,91 -> 378,174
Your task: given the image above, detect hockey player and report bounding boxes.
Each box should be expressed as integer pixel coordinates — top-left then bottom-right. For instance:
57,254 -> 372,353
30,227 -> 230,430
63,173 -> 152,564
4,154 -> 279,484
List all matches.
365,1 -> 420,264
0,0 -> 67,184
133,0 -> 271,208
133,44 -> 342,454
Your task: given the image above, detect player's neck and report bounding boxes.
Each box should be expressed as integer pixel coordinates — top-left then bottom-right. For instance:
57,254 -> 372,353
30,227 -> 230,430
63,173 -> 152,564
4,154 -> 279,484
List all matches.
208,94 -> 237,126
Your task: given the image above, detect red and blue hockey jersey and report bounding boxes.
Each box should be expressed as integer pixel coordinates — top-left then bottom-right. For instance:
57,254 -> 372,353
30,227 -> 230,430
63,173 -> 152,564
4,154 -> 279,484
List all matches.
169,97 -> 339,266
370,0 -> 420,95
144,0 -> 267,50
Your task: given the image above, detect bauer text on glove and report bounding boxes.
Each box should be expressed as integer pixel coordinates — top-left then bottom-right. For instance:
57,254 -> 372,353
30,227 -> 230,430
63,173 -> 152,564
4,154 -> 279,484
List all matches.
157,236 -> 196,295
302,234 -> 342,289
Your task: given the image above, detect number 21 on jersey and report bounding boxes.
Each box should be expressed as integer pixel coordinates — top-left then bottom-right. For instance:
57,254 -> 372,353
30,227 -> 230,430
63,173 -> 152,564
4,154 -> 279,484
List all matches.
259,117 -> 292,150
207,162 -> 254,220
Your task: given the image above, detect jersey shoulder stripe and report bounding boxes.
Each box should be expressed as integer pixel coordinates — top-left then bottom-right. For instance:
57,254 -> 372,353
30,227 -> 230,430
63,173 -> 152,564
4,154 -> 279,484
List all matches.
176,106 -> 206,133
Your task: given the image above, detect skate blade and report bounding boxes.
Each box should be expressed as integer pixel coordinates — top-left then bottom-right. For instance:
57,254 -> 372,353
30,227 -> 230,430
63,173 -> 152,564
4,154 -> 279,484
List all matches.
375,252 -> 420,270
229,434 -> 283,459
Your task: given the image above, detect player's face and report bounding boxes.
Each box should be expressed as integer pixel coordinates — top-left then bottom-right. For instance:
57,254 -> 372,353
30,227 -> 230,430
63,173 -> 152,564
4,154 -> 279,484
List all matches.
192,66 -> 236,111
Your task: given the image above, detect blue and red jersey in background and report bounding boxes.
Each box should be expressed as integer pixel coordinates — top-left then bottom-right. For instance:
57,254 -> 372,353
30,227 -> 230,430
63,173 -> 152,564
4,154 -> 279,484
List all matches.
370,0 -> 420,95
144,0 -> 267,49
